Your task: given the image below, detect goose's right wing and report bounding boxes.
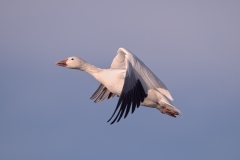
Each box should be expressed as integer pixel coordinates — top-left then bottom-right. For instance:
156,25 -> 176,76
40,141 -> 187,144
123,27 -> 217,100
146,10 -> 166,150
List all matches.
90,83 -> 116,103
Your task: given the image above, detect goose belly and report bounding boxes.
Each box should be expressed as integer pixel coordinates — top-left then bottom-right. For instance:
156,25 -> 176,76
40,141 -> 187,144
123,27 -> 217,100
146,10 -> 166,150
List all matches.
141,89 -> 160,108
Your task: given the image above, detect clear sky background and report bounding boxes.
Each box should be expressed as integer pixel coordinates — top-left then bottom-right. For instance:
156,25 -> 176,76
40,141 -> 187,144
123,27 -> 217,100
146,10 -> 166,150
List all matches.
1,1 -> 240,160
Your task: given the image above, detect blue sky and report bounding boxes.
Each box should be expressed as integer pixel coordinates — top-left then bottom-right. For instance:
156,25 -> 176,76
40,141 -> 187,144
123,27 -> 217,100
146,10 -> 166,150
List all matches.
1,1 -> 240,160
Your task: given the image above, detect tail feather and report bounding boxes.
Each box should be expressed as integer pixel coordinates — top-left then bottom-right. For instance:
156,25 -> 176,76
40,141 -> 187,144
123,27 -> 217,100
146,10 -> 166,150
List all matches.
158,100 -> 182,118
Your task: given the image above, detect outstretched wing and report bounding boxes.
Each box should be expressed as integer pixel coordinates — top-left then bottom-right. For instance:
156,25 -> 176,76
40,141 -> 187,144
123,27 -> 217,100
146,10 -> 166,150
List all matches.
111,48 -> 173,100
107,48 -> 146,124
91,48 -> 173,124
108,48 -> 173,124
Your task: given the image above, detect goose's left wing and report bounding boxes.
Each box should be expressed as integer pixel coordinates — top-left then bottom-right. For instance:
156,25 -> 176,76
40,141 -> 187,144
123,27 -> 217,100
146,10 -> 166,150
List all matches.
107,48 -> 149,124
91,48 -> 173,124
107,48 -> 174,124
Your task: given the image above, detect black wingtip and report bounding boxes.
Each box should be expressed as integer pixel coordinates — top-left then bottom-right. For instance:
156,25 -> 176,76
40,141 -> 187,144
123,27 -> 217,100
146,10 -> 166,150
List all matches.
106,79 -> 147,124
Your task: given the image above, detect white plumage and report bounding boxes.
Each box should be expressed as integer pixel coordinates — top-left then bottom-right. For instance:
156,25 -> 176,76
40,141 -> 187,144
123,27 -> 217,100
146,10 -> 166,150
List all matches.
56,48 -> 181,124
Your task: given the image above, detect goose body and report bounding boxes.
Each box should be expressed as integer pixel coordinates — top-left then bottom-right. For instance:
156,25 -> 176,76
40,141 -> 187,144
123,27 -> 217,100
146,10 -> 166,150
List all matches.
91,69 -> 125,95
56,48 -> 181,124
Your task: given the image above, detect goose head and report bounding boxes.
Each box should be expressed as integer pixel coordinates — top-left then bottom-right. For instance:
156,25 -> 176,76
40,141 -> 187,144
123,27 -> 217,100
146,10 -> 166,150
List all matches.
56,57 -> 86,70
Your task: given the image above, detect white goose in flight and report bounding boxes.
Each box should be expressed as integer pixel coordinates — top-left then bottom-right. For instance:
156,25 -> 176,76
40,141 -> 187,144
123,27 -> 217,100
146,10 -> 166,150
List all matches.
56,48 -> 181,124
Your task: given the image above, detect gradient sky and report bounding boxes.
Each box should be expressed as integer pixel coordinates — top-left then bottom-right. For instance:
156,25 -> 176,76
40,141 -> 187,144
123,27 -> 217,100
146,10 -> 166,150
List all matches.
1,1 -> 240,160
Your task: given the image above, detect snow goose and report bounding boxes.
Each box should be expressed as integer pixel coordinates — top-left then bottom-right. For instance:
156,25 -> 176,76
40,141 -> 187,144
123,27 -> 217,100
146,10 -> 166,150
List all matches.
56,48 -> 181,124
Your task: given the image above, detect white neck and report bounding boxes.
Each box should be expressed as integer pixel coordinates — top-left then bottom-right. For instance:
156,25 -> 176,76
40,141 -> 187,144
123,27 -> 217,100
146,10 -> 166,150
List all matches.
82,62 -> 102,74
80,61 -> 105,84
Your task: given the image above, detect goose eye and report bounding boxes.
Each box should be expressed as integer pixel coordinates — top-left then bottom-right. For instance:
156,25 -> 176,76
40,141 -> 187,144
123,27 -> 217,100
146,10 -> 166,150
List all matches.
71,58 -> 74,60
